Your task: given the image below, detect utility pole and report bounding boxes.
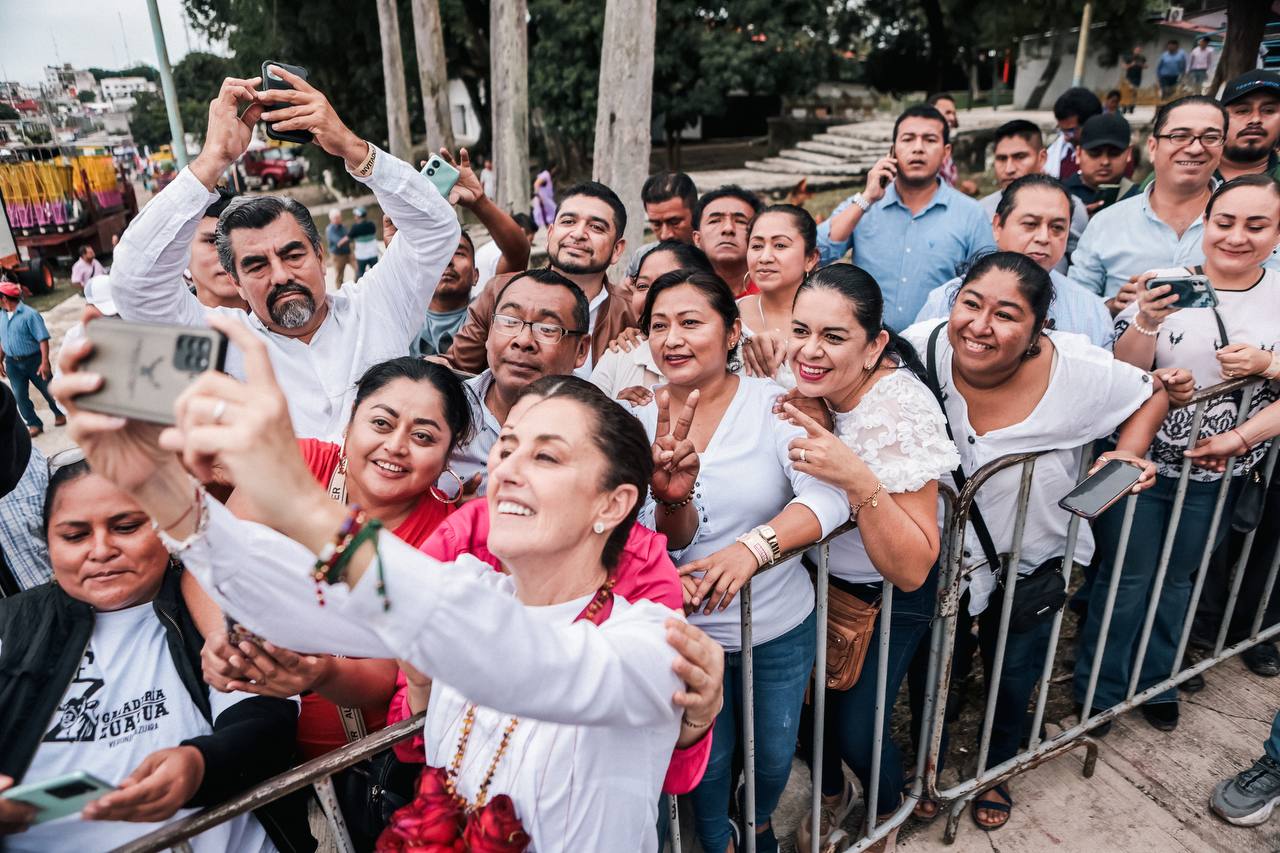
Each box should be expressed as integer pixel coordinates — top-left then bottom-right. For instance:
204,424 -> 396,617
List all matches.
144,0 -> 188,168
1071,2 -> 1094,87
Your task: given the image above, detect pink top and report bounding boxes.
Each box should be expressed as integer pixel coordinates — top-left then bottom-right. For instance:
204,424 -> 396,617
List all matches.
385,499 -> 712,795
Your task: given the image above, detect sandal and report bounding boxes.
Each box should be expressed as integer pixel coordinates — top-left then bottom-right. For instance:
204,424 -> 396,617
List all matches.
971,784 -> 1013,832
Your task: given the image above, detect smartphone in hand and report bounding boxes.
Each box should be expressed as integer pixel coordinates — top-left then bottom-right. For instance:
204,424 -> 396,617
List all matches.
77,320 -> 228,425
2,771 -> 115,824
260,61 -> 313,145
1146,273 -> 1218,310
421,155 -> 461,198
1059,458 -> 1143,519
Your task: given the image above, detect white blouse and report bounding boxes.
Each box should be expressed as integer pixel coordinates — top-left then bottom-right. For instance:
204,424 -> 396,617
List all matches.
633,376 -> 850,651
1115,267 -> 1280,482
589,340 -> 664,400
901,322 -> 1155,615
176,500 -> 683,853
826,369 -> 961,585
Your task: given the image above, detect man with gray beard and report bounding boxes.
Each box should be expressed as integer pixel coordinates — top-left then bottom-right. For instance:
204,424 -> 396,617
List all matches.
110,69 -> 459,440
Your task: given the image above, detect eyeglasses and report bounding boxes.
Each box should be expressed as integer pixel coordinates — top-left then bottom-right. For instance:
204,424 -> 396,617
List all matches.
491,313 -> 584,344
47,446 -> 87,475
1154,130 -> 1225,148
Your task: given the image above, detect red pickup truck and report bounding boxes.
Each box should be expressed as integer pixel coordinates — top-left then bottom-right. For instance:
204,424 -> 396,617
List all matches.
242,148 -> 305,190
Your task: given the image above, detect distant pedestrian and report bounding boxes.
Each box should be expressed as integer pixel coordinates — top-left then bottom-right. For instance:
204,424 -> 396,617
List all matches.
1103,89 -> 1122,115
1123,45 -> 1147,114
1189,37 -> 1214,94
349,205 -> 379,276
0,282 -> 64,437
1158,40 -> 1188,100
326,209 -> 354,287
69,245 -> 105,290
480,158 -> 496,199
1045,87 -> 1103,180
532,166 -> 556,231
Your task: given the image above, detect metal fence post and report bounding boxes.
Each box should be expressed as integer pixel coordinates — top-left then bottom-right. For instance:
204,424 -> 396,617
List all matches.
740,579 -> 757,853
810,546 -> 829,853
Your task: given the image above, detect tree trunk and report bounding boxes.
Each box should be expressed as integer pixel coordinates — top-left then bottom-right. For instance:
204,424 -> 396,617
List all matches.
490,0 -> 530,214
1211,0 -> 1268,94
592,0 -> 657,270
918,0 -> 951,92
410,0 -> 456,151
375,0 -> 412,160
1025,31 -> 1066,110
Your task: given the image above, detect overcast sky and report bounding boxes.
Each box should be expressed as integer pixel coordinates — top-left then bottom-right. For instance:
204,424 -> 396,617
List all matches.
0,0 -> 228,85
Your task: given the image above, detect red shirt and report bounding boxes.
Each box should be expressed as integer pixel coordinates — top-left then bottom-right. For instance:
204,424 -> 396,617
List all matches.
295,438 -> 454,760
385,500 -> 712,795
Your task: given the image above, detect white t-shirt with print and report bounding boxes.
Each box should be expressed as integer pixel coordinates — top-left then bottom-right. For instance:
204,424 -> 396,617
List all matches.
827,368 -> 961,584
902,322 -> 1155,615
1115,267 -> 1280,482
9,603 -> 275,853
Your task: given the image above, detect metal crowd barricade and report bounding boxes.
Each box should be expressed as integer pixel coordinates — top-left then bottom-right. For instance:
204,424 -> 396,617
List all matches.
918,376 -> 1280,845
666,491 -> 956,853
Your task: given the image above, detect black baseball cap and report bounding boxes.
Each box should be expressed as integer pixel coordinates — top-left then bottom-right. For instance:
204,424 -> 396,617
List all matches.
1080,113 -> 1131,151
1221,70 -> 1280,107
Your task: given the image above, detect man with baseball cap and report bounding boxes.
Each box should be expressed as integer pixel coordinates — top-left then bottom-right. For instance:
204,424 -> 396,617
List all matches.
0,282 -> 64,437
1218,70 -> 1280,182
1065,113 -> 1141,215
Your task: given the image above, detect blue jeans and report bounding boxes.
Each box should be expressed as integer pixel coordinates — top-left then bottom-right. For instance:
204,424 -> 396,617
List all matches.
1266,710 -> 1280,762
5,353 -> 62,429
690,610 -> 816,852
1075,476 -> 1236,709
806,567 -> 938,815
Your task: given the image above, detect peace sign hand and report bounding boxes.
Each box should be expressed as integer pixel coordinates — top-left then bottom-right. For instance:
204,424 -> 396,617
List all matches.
651,388 -> 700,504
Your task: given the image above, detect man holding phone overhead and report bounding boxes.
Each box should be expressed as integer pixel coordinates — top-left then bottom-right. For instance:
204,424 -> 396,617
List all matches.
109,66 -> 460,441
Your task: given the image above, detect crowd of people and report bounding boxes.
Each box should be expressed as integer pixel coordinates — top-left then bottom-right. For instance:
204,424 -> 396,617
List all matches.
1,61 -> 1280,853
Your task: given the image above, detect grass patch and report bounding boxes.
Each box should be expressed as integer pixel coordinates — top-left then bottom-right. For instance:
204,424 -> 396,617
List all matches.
26,280 -> 80,314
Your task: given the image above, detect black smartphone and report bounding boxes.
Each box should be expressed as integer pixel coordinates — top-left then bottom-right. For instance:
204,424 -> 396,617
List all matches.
78,319 -> 228,425
1096,183 -> 1121,207
260,61 -> 313,145
1146,273 -> 1219,310
880,145 -> 895,188
1058,459 -> 1143,519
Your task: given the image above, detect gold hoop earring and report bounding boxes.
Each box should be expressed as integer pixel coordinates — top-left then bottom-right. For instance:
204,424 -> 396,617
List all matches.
429,468 -> 466,505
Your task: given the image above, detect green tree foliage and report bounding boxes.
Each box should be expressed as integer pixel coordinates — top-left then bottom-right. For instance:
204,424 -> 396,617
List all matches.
0,104 -> 19,120
88,64 -> 162,83
76,90 -> 97,103
127,91 -> 174,151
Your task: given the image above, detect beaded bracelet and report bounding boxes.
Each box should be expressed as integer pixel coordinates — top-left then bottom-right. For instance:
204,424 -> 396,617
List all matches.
313,507 -> 366,606
652,487 -> 695,512
1131,315 -> 1162,337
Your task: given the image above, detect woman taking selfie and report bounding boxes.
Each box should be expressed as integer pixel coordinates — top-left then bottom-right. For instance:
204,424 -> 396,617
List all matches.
901,251 -> 1167,831
590,240 -> 713,402
0,453 -> 299,851
633,270 -> 848,852
739,204 -> 821,384
54,318 -> 688,851
777,264 -> 959,850
1079,175 -> 1280,731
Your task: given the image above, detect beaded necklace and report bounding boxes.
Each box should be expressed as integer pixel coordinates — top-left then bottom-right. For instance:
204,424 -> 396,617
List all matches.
444,575 -> 617,810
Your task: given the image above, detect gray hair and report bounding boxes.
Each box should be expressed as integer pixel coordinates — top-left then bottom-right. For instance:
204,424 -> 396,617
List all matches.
215,195 -> 322,278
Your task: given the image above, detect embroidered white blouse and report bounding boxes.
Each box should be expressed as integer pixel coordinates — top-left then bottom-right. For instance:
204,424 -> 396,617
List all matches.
826,368 -> 961,585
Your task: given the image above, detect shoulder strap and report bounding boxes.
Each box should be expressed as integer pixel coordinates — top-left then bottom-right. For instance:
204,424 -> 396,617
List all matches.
922,324 -> 1003,573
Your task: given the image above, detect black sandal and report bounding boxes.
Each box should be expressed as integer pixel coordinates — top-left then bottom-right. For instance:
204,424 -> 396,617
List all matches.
971,784 -> 1013,832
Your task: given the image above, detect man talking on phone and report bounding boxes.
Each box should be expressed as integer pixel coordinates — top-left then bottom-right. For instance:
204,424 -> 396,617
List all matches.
109,68 -> 460,440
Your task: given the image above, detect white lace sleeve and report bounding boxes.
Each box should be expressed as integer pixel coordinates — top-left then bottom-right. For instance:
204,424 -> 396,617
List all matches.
832,370 -> 960,494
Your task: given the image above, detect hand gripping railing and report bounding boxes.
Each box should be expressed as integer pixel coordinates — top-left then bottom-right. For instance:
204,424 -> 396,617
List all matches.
917,376 -> 1280,845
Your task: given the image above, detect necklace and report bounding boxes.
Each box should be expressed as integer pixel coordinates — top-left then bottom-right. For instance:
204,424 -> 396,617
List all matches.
444,574 -> 616,810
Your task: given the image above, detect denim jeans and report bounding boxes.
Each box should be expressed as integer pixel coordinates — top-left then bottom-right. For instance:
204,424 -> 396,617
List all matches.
5,353 -> 62,429
1266,710 -> 1280,763
800,566 -> 937,816
1074,475 -> 1236,709
690,610 -> 816,852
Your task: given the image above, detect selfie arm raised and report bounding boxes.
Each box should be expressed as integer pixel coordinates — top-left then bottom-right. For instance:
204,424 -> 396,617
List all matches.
110,169 -> 216,328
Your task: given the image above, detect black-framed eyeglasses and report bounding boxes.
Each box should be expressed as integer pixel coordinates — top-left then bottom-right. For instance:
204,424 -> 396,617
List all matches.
491,313 -> 584,344
1154,130 -> 1225,148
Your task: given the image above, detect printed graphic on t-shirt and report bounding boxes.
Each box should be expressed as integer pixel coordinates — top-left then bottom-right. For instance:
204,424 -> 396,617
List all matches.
43,647 -> 171,748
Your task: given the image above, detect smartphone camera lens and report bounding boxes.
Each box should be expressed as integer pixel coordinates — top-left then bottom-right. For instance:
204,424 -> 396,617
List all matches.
427,168 -> 435,176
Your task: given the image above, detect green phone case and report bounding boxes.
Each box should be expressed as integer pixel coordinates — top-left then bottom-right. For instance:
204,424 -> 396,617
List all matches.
2,771 -> 116,823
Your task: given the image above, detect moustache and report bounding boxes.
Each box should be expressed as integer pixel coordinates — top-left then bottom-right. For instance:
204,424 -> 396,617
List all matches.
267,282 -> 313,309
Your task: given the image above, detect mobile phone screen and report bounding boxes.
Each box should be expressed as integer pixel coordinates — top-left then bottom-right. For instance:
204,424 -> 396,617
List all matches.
1059,459 -> 1142,519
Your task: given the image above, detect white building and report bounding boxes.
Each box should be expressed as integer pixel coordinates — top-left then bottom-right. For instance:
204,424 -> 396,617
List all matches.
99,76 -> 157,101
43,64 -> 97,101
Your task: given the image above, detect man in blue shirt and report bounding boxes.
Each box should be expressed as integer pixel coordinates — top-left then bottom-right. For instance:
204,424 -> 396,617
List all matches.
0,282 -> 64,437
816,104 -> 995,330
1157,40 -> 1188,99
915,174 -> 1113,348
326,208 -> 354,287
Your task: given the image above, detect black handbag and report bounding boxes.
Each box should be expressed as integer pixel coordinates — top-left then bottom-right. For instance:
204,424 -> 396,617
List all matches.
924,324 -> 1068,633
1207,300 -> 1267,534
